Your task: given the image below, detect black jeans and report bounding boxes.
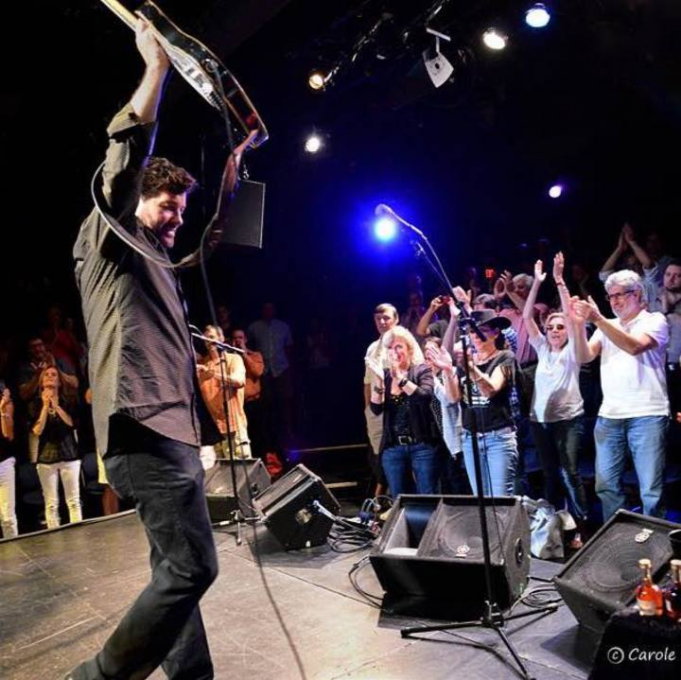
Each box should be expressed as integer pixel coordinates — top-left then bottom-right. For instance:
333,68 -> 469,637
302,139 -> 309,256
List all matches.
530,416 -> 588,521
76,418 -> 218,680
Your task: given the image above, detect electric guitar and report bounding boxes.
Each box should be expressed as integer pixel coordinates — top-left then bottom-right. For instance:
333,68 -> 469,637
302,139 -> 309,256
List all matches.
99,0 -> 268,149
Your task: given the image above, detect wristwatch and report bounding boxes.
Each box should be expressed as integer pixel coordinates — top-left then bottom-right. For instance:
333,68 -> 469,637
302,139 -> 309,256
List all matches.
398,377 -> 408,389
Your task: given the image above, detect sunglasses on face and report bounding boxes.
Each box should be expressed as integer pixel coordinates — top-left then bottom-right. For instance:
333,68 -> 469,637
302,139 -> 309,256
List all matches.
546,324 -> 566,331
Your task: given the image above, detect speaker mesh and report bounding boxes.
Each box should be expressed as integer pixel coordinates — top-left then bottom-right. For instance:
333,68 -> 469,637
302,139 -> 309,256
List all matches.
558,519 -> 672,606
417,504 -> 510,563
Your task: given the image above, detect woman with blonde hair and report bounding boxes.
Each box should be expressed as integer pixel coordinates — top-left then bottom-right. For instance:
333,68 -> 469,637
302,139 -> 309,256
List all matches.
31,366 -> 82,529
368,326 -> 437,497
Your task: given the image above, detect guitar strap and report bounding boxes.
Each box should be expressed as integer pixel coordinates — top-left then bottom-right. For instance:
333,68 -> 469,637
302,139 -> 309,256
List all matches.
90,159 -> 234,270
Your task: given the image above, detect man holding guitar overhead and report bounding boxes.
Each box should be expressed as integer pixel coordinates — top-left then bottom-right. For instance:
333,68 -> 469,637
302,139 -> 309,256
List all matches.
69,18 -> 251,680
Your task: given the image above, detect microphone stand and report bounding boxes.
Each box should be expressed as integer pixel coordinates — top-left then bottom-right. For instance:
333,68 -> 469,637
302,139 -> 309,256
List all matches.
194,330 -> 252,545
382,208 -> 556,680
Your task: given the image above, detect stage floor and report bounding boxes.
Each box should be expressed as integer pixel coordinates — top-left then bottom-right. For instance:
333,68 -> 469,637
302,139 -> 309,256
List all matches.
0,512 -> 595,680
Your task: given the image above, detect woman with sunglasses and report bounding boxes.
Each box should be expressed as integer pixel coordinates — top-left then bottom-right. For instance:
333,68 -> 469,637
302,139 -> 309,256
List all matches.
524,253 -> 589,547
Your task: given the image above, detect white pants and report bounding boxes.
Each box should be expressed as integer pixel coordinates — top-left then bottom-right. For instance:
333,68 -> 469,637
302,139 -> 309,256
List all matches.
36,460 -> 83,530
0,457 -> 18,539
365,405 -> 384,456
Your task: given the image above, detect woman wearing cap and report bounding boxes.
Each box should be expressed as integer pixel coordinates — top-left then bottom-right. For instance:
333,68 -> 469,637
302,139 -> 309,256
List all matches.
445,308 -> 518,495
524,254 -> 588,546
368,326 -> 438,498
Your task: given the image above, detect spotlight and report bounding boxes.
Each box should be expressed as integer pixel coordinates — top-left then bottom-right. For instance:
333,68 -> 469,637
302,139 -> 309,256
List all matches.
307,70 -> 327,91
482,28 -> 508,51
374,216 -> 398,242
525,4 -> 551,29
423,28 -> 454,89
548,184 -> 564,199
304,134 -> 323,154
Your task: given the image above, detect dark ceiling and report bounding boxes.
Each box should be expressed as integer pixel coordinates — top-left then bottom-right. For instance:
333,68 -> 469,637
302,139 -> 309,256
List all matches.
2,0 -> 681,323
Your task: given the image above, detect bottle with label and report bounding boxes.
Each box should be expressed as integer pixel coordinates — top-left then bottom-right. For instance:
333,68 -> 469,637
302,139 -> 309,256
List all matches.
635,558 -> 663,617
664,559 -> 681,622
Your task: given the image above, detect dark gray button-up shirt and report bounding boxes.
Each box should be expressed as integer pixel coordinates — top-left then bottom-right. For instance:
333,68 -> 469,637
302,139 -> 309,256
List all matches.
74,105 -> 214,455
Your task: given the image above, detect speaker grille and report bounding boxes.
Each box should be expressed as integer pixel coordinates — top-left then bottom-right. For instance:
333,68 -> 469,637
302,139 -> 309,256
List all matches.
558,515 -> 674,606
554,510 -> 680,633
418,504 -> 511,563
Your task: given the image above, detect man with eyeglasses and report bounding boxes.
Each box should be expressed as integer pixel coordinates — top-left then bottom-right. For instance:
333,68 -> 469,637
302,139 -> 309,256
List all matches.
572,270 -> 669,521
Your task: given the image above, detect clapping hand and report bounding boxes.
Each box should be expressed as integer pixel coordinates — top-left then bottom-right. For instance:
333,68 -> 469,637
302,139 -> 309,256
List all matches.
552,252 -> 565,285
425,345 -> 454,372
534,259 -> 547,284
494,270 -> 514,299
571,295 -> 601,323
388,351 -> 407,383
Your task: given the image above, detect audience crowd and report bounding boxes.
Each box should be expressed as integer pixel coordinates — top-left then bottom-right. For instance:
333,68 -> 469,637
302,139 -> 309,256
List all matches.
1,223 -> 680,549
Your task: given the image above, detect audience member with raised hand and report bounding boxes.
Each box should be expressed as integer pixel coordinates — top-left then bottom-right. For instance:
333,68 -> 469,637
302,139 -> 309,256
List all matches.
599,222 -> 659,305
524,255 -> 589,546
495,270 -> 548,368
416,294 -> 450,340
31,367 -> 82,530
446,309 -> 518,496
424,339 -> 463,465
571,270 -> 669,521
0,384 -> 17,539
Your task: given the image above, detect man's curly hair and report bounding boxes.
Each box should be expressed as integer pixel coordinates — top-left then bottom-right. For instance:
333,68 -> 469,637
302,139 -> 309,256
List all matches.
141,157 -> 198,198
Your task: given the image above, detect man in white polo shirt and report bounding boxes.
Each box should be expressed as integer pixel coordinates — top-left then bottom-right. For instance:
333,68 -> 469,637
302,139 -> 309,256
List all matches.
572,270 -> 669,521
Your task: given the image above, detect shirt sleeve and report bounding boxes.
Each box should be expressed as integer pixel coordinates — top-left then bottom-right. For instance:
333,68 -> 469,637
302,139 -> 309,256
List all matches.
87,105 -> 159,255
528,332 -> 547,352
641,312 -> 669,348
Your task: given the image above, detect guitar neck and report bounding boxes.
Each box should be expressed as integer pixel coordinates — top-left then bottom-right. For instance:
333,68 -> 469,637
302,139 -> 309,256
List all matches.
100,0 -> 138,30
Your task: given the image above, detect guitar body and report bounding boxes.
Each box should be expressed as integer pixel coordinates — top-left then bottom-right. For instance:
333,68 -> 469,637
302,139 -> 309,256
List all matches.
101,0 -> 268,148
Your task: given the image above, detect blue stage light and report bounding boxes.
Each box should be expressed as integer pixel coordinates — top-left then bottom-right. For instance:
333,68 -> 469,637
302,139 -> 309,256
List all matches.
374,216 -> 398,242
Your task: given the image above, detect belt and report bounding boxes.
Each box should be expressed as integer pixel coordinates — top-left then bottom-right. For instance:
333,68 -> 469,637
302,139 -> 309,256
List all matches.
396,435 -> 416,445
465,425 -> 515,438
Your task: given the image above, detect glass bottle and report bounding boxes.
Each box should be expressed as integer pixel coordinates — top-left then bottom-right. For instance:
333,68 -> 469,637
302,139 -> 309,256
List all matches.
635,558 -> 663,617
664,559 -> 681,622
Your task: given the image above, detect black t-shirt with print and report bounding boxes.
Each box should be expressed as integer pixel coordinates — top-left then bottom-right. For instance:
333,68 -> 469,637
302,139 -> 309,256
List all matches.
457,350 -> 516,433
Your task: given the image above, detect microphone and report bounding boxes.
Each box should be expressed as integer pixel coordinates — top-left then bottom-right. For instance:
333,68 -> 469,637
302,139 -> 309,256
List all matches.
374,204 -> 424,237
375,203 -> 396,218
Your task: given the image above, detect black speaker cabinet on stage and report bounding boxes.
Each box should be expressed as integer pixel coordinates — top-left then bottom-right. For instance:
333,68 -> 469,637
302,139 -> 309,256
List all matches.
554,510 -> 680,635
204,459 -> 271,522
370,495 -> 530,612
253,464 -> 341,550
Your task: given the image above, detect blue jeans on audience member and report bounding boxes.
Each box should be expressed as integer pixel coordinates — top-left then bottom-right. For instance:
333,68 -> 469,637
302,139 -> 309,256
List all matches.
462,427 -> 519,496
381,442 -> 438,498
594,415 -> 668,522
74,417 -> 218,680
531,417 -> 588,521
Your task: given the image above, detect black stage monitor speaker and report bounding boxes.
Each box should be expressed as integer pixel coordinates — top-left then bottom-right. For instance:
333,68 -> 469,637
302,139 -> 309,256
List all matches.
370,495 -> 530,612
253,464 -> 341,550
554,510 -> 680,634
221,179 -> 265,248
204,459 -> 271,522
